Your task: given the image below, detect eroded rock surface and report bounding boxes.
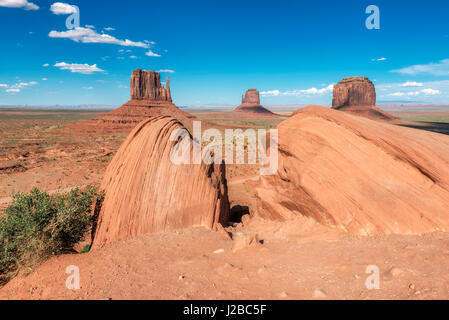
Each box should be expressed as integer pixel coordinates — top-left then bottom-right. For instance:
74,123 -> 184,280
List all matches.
93,116 -> 230,246
332,77 -> 376,109
256,105 -> 449,236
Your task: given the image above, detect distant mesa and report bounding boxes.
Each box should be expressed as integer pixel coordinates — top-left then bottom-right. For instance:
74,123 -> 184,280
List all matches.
332,77 -> 394,121
332,77 -> 376,108
66,69 -> 196,134
234,88 -> 279,117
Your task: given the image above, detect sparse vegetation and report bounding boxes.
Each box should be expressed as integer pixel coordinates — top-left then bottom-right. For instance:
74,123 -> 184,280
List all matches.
80,244 -> 91,254
0,186 -> 98,284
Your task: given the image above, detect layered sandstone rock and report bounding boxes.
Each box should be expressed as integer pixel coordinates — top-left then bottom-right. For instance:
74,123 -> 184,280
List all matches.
130,69 -> 172,101
255,105 -> 449,236
332,77 -> 393,121
332,77 -> 376,108
241,88 -> 261,106
66,69 -> 196,134
92,116 -> 230,247
234,89 -> 278,117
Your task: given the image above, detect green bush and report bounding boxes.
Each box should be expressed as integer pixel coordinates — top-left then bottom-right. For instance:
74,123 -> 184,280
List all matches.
0,186 -> 98,283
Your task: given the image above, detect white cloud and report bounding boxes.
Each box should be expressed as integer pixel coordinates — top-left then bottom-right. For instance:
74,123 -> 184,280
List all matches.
260,90 -> 280,96
400,81 -> 423,87
261,85 -> 334,97
421,88 -> 440,95
265,85 -> 330,96
392,59 -> 449,76
50,2 -> 76,15
2,80 -> 38,93
42,78 -> 48,81
49,27 -> 150,48
54,62 -> 104,74
130,55 -> 137,59
85,25 -> 95,29
371,57 -> 387,61
388,88 -> 440,97
157,69 -> 175,73
388,92 -> 406,97
43,63 -> 49,67
146,50 -> 161,57
0,0 -> 39,10
16,81 -> 37,87
82,86 -> 93,90
103,27 -> 115,31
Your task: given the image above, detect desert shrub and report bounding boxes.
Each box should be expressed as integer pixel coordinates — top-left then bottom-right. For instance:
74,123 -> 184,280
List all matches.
0,186 -> 98,283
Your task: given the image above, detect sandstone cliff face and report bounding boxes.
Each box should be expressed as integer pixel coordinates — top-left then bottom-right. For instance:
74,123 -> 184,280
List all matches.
92,116 -> 229,246
331,77 -> 394,121
332,77 -> 376,109
256,105 -> 449,236
241,88 -> 261,105
130,69 -> 172,101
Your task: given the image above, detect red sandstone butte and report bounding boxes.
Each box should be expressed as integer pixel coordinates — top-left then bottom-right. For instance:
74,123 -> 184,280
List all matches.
332,77 -> 394,121
66,69 -> 196,134
234,88 -> 278,117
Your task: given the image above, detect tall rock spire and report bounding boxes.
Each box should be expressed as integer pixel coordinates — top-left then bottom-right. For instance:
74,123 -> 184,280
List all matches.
166,76 -> 171,101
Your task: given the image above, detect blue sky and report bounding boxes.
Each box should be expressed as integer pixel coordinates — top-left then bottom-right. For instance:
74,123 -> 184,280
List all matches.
1,0 -> 449,106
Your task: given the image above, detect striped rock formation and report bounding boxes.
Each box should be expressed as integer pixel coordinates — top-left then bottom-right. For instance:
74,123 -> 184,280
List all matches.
255,105 -> 449,236
92,116 -> 230,246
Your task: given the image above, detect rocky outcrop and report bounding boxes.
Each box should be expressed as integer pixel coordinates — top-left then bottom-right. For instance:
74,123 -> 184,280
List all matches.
234,89 -> 278,117
130,69 -> 172,101
255,105 -> 449,236
332,77 -> 393,121
92,116 -> 230,247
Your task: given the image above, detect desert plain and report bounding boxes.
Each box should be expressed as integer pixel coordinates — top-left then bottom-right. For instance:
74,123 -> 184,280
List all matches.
1,71 -> 449,300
